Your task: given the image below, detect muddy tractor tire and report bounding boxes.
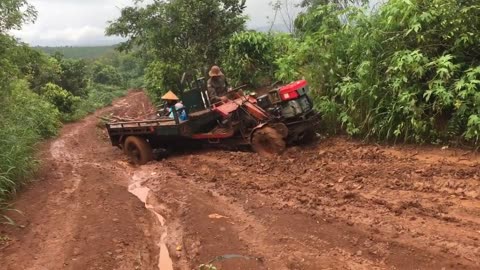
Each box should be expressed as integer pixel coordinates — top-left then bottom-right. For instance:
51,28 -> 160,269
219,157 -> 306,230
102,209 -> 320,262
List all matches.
298,128 -> 316,144
251,126 -> 286,156
124,136 -> 153,165
270,122 -> 289,139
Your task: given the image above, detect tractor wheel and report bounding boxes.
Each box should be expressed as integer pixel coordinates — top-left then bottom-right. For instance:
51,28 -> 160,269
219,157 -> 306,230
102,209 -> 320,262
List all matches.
124,136 -> 153,165
270,123 -> 289,139
251,126 -> 286,156
298,128 -> 316,144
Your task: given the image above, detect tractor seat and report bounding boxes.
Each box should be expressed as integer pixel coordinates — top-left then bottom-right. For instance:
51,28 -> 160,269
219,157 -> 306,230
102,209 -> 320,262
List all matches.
188,109 -> 215,120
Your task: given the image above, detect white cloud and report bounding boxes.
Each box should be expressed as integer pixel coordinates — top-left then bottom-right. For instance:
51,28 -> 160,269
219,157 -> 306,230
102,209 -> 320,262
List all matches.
14,25 -> 123,46
246,0 -> 303,28
12,0 -> 302,46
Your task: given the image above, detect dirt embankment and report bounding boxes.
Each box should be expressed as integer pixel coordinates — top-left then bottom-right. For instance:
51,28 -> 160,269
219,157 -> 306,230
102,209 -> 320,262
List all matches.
1,91 -> 479,270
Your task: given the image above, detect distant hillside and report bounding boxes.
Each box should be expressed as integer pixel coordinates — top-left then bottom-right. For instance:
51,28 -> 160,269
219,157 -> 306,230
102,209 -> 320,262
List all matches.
34,45 -> 117,59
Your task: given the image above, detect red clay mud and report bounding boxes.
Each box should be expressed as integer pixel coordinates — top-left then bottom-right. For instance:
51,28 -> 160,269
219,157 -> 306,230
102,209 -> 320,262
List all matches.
1,91 -> 479,270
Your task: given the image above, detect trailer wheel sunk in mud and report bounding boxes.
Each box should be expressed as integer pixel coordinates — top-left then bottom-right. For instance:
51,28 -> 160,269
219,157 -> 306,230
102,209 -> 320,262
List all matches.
106,77 -> 321,165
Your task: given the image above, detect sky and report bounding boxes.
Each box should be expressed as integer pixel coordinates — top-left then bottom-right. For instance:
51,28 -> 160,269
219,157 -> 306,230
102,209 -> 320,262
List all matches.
12,0 -> 303,47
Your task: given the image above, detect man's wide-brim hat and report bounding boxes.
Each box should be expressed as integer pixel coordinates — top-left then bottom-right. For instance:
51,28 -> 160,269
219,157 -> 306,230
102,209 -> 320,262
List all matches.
209,65 -> 224,77
161,90 -> 179,101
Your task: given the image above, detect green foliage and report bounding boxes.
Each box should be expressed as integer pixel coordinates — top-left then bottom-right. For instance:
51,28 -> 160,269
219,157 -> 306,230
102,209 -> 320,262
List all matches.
0,44 -> 133,204
300,0 -> 367,9
0,34 -> 21,91
223,32 -> 276,86
271,34 -> 302,82
278,1 -> 480,144
92,62 -> 123,86
41,83 -> 81,115
107,0 -> 247,94
6,80 -> 61,138
107,0 -> 246,64
0,0 -> 37,32
57,58 -> 89,97
0,1 -> 141,206
9,46 -> 64,93
222,32 -> 300,87
0,80 -> 61,202
68,84 -> 128,121
144,61 -> 182,101
36,45 -> 117,59
98,51 -> 146,88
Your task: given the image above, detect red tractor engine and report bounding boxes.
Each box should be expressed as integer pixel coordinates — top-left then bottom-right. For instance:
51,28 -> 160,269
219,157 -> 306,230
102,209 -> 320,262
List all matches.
257,80 -> 320,143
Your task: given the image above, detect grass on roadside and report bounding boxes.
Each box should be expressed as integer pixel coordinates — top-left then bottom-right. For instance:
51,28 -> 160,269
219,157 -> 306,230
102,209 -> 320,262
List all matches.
0,81 -> 129,224
64,84 -> 129,122
0,80 -> 61,206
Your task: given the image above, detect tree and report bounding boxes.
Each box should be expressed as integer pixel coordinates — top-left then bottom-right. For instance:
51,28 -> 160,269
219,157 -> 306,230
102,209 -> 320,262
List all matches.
0,0 -> 37,32
0,0 -> 36,92
91,62 -> 123,86
0,35 -> 20,92
8,44 -> 63,92
222,32 -> 277,86
107,0 -> 247,93
282,0 -> 480,143
300,0 -> 367,10
269,0 -> 302,34
58,58 -> 89,97
97,50 -> 146,87
41,83 -> 80,114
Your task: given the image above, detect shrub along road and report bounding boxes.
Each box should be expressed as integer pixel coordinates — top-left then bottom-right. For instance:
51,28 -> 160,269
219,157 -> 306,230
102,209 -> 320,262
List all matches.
1,91 -> 479,270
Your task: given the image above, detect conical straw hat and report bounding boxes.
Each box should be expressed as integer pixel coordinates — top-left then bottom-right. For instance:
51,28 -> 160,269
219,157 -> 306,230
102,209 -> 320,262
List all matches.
161,90 -> 179,101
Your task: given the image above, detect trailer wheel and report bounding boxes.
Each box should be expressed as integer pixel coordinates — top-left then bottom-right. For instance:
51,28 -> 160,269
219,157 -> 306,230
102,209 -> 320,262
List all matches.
251,126 -> 286,156
124,136 -> 153,165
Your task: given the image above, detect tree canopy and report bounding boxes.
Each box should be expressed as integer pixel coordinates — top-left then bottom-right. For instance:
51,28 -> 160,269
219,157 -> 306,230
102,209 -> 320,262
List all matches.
0,0 -> 37,32
107,0 -> 247,96
107,0 -> 247,68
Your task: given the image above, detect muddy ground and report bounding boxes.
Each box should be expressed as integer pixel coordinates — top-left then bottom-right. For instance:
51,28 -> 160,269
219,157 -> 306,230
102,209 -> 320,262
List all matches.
1,91 -> 479,270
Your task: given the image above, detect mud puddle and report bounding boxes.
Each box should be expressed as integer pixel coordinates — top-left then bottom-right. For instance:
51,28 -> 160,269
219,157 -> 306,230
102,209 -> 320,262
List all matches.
129,172 -> 174,270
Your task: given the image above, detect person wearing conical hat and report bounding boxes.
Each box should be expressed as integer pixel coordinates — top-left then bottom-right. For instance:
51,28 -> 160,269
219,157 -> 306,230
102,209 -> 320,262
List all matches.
161,90 -> 188,121
207,65 -> 230,103
161,90 -> 179,101
161,90 -> 179,116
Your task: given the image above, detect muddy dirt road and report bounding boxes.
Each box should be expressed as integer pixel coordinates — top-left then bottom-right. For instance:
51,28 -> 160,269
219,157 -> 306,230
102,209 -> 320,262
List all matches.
1,91 -> 480,270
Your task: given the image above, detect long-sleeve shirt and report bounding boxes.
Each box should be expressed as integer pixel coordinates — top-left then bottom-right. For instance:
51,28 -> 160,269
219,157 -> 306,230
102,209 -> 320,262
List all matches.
207,76 -> 228,103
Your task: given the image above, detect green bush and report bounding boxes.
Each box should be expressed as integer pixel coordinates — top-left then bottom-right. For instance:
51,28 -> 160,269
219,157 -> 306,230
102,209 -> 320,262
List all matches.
57,58 -> 89,97
92,62 -> 124,86
144,61 -> 182,101
41,82 -> 81,115
222,32 -> 277,87
221,31 -> 307,86
0,80 -> 61,201
270,0 -> 480,145
68,83 -> 128,121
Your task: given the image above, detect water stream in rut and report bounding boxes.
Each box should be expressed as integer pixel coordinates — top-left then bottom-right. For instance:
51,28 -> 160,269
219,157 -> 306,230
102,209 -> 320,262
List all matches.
128,173 -> 174,270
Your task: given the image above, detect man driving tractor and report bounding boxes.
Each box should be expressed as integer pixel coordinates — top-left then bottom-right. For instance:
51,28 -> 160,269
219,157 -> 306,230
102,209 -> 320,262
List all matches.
207,65 -> 231,103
